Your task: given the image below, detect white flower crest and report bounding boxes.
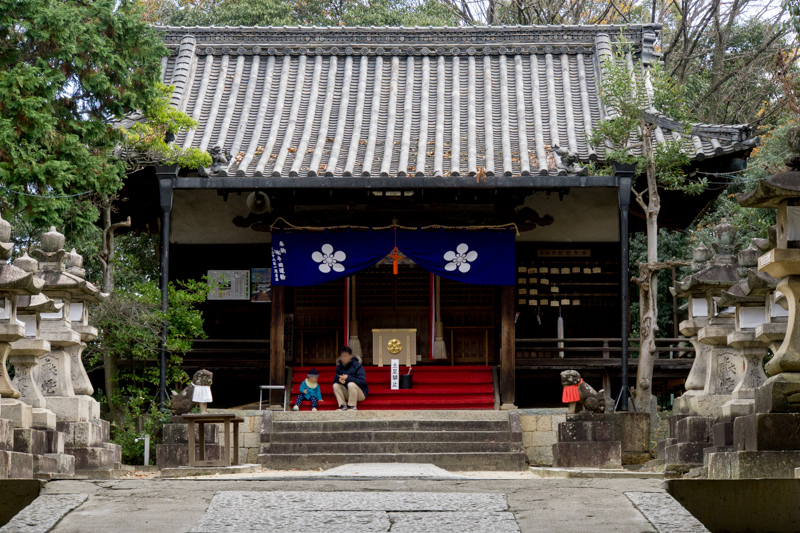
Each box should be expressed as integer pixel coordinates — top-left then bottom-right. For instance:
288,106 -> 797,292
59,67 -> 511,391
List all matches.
312,244 -> 346,273
444,243 -> 478,273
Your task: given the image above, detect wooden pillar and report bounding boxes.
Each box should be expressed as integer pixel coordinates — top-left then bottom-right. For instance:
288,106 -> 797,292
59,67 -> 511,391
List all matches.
269,285 -> 285,405
500,285 -> 516,408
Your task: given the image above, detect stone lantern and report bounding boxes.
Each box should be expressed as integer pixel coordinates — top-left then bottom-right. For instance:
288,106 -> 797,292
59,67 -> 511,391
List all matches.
716,243 -> 776,416
705,163 -> 800,478
0,215 -> 44,430
670,219 -> 742,417
659,219 -> 743,471
31,227 -> 106,423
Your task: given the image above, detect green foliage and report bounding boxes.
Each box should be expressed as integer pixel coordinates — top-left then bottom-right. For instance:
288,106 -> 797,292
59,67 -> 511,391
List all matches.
590,38 -> 698,195
118,84 -> 211,171
0,0 -> 167,234
113,407 -> 171,465
86,275 -> 209,459
144,0 -> 457,27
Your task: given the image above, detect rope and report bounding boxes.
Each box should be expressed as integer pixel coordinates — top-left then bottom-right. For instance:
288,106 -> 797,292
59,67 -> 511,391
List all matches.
350,275 -> 357,321
435,275 -> 441,323
268,217 -> 519,236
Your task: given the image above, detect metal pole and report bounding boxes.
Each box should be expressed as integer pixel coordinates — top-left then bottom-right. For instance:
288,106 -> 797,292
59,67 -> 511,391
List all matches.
156,167 -> 177,411
617,170 -> 633,411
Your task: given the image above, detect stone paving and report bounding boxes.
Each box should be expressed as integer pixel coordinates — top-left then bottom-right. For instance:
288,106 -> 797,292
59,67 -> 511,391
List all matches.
2,470 -> 712,532
190,491 -> 519,533
625,492 -> 710,533
0,494 -> 87,533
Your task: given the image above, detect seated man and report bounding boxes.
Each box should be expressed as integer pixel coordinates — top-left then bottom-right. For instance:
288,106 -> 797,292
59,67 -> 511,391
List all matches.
333,346 -> 369,410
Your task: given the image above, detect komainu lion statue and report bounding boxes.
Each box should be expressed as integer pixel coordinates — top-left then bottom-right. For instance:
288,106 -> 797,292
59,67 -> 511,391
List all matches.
560,370 -> 606,414
170,369 -> 214,415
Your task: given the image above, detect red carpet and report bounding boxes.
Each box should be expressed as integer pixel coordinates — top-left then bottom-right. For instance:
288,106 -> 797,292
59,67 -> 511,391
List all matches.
290,366 -> 495,410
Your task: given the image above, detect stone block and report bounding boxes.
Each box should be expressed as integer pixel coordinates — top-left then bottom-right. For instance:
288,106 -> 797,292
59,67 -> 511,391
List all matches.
734,413 -> 800,452
0,399 -> 32,429
0,450 -> 33,479
259,411 -> 273,452
31,408 -> 56,430
242,431 -> 261,450
665,442 -> 707,466
156,443 -> 223,470
245,447 -> 259,465
58,421 -> 103,448
519,415 -> 537,433
756,373 -> 800,413
713,422 -> 733,447
668,414 -> 690,438
676,416 -> 712,443
722,400 -> 753,421
532,431 -> 555,448
526,445 -> 554,466
66,446 -> 116,471
33,454 -> 59,475
708,451 -> 800,479
656,438 -> 676,460
606,412 -> 650,453
45,453 -> 74,476
557,420 -> 613,442
0,419 -> 12,451
703,446 -> 732,467
13,429 -> 48,455
552,415 -> 566,428
46,396 -> 90,422
552,441 -> 622,468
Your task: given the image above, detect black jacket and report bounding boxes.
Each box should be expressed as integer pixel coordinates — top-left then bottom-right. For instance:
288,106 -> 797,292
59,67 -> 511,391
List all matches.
334,359 -> 369,397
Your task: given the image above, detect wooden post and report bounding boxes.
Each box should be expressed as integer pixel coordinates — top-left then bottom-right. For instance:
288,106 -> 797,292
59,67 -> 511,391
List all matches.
270,285 -> 285,406
500,285 -> 516,408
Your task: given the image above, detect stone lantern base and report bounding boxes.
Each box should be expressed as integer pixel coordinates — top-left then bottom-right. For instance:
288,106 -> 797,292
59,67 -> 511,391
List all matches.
57,418 -> 122,472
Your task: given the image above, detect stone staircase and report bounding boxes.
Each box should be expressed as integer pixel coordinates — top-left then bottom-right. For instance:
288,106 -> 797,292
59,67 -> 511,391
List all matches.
258,410 -> 526,471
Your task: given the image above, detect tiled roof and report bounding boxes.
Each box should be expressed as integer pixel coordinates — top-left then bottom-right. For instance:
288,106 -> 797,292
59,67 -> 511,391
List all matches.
157,25 -> 756,178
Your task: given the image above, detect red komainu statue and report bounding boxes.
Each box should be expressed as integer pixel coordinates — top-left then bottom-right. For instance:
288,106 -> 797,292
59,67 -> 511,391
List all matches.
560,370 -> 606,414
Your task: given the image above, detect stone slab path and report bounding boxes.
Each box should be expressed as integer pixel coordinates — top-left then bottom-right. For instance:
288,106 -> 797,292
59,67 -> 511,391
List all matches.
191,491 -> 519,532
7,470 -> 708,533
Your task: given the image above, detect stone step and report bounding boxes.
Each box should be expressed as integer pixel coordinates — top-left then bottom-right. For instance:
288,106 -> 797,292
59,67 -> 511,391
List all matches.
14,428 -> 59,455
271,430 -> 512,444
0,450 -> 33,479
270,440 -> 516,455
46,453 -> 75,476
33,454 -> 60,475
0,419 -> 13,451
259,451 -> 527,471
66,446 -> 119,471
273,420 -> 510,433
273,411 -> 509,422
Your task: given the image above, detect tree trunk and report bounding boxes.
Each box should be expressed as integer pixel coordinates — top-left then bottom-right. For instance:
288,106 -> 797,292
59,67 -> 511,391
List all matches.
635,125 -> 661,413
98,199 -> 130,425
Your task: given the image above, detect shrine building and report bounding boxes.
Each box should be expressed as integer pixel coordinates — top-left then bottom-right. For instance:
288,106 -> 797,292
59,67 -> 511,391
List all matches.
114,24 -> 757,409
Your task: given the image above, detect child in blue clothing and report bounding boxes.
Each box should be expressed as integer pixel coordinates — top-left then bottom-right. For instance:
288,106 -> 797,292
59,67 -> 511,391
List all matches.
293,368 -> 323,411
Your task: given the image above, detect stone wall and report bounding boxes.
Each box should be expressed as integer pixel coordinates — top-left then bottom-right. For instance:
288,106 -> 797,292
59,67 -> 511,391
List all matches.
208,409 -> 263,465
519,409 -> 567,466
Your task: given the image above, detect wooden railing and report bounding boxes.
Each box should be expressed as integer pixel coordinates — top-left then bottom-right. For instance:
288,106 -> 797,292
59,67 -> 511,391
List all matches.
515,337 -> 694,360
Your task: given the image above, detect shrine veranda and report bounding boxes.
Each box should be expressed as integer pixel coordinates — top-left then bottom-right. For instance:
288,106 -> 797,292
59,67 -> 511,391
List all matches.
111,24 -> 757,409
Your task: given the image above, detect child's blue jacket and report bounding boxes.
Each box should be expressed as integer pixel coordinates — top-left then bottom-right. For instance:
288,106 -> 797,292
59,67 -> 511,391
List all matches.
299,380 -> 323,401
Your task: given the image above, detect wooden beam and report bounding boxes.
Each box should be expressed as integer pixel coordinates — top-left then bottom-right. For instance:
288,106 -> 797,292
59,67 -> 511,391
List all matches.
500,285 -> 516,407
269,286 -> 285,406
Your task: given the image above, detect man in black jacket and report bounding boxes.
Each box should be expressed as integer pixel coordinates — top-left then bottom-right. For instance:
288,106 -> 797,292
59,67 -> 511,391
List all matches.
333,346 -> 369,410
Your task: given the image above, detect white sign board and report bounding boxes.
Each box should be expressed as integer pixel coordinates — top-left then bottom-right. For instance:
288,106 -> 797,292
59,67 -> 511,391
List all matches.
208,270 -> 250,300
390,359 -> 400,390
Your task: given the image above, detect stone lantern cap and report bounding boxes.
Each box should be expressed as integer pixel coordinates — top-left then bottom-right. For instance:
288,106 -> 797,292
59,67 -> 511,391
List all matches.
737,172 -> 800,208
29,226 -> 107,303
672,219 -> 742,299
718,269 -> 777,308
0,213 -> 44,295
16,293 -> 63,314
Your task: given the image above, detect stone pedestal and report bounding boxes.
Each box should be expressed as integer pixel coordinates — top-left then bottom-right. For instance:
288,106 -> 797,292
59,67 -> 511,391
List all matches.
0,399 -> 32,429
0,419 -> 33,479
662,416 -> 713,472
552,414 -> 622,469
58,419 -> 121,472
156,418 -> 222,470
606,411 -> 651,464
9,339 -> 50,409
